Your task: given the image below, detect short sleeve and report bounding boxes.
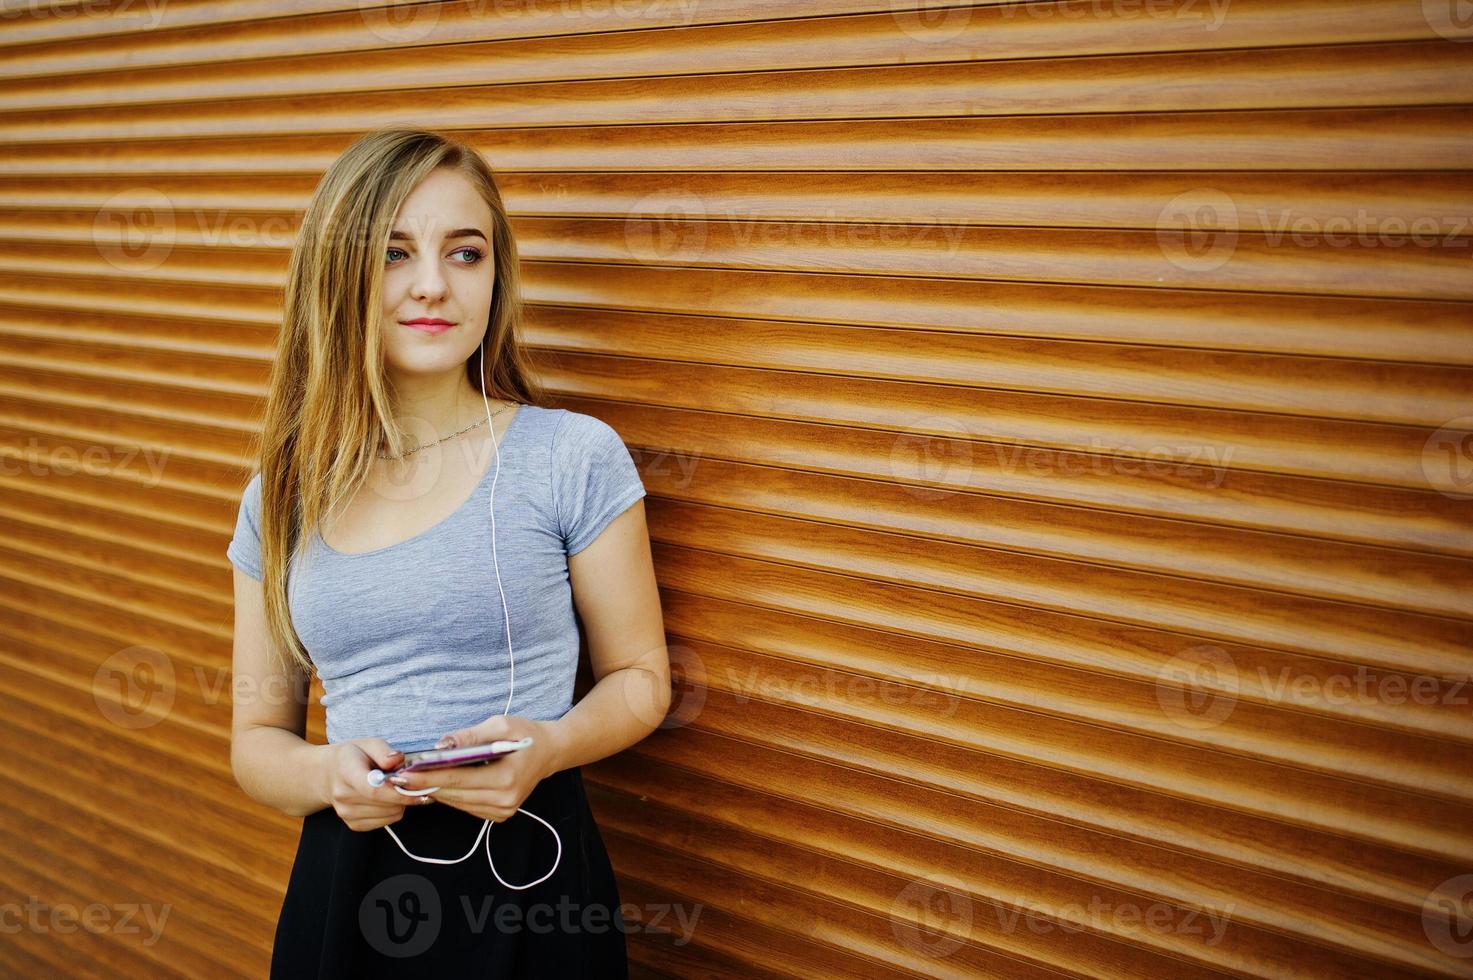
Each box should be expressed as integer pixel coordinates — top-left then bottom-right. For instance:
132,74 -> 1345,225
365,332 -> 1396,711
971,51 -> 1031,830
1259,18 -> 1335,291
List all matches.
552,411 -> 647,556
227,472 -> 265,581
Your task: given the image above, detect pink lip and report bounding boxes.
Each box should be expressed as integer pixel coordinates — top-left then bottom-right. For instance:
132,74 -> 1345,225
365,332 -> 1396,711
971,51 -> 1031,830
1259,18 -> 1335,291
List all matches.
402,318 -> 454,335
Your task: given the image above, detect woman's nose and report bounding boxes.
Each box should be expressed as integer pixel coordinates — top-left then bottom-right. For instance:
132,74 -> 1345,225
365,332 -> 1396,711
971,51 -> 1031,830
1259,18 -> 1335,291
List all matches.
410,258 -> 448,300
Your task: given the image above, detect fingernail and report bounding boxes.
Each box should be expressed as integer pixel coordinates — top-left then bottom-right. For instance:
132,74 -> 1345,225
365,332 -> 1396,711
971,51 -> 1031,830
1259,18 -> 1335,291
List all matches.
389,775 -> 408,786
435,736 -> 456,749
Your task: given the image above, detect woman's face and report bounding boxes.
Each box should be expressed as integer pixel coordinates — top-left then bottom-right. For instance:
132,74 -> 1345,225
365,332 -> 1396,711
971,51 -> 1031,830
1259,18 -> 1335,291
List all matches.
380,167 -> 497,384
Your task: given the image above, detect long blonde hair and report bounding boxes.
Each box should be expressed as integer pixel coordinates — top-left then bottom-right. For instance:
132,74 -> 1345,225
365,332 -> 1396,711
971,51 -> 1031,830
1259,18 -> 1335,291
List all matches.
246,128 -> 545,677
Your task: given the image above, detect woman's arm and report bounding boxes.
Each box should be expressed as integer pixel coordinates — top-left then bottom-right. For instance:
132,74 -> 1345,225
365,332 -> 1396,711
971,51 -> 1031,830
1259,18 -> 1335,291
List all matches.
233,725 -> 331,819
544,499 -> 672,772
227,567 -> 332,818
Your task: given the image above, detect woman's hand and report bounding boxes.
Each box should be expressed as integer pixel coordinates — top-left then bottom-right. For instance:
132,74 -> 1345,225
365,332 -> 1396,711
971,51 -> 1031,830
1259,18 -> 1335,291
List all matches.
318,738 -> 411,832
389,715 -> 562,822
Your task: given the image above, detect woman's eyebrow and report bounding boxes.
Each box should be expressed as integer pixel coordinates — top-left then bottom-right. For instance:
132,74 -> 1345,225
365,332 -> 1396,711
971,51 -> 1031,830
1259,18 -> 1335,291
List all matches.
388,227 -> 487,243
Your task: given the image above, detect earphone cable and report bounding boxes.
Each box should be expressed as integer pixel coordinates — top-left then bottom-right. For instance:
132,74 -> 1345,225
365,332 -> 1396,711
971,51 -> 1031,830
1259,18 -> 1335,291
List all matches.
375,377 -> 562,890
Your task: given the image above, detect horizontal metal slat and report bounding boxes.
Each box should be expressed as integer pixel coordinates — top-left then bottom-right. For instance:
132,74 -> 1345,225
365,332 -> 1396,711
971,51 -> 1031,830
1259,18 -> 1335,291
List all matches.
687,649 -> 1473,853
658,592 -> 1471,795
3,106 -> 1471,173
8,41 -> 1473,143
0,0 -> 940,68
654,496 -> 1473,664
602,821 -> 1112,979
598,790 -> 1229,978
530,307 -> 1473,427
0,855 -> 188,979
664,585 -> 1473,749
530,263 -> 1473,365
13,191 -> 1473,308
5,38 -> 1471,128
586,398 -> 1470,557
0,0 -> 1454,93
3,169 -> 1471,242
518,214 -> 1473,301
621,431 -> 1473,615
549,352 -> 1462,491
618,730 -> 1449,972
657,541 -> 1472,736
631,721 -> 1461,918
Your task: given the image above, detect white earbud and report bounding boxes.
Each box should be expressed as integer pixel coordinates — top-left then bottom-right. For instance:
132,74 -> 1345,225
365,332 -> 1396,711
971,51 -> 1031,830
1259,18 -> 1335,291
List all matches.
366,769 -> 442,796
371,384 -> 561,891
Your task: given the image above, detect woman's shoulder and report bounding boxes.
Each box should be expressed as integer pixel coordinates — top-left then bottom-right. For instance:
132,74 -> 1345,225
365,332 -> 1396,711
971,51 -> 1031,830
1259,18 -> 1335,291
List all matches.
546,407 -> 628,455
238,469 -> 263,509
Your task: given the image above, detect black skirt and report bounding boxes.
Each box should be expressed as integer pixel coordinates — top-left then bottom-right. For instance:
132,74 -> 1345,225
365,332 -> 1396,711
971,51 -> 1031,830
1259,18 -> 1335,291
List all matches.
269,765 -> 629,979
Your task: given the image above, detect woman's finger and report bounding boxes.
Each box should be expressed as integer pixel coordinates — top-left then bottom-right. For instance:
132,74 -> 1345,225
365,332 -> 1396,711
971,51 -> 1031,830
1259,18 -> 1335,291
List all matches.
391,762 -> 514,794
418,787 -> 521,819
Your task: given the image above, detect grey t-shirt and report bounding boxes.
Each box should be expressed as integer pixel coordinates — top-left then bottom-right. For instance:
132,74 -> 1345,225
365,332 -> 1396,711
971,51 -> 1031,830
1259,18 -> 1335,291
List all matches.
226,405 -> 647,753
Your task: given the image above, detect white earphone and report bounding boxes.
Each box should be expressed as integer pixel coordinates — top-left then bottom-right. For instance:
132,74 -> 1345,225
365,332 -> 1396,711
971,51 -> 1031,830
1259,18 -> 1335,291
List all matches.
364,380 -> 561,891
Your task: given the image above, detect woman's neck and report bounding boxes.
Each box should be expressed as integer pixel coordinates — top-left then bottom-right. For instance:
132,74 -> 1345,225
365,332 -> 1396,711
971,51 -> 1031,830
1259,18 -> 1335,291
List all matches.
386,373 -> 487,440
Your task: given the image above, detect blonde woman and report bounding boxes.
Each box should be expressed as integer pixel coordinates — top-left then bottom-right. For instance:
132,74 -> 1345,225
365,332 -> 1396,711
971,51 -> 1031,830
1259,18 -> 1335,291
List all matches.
227,128 -> 670,977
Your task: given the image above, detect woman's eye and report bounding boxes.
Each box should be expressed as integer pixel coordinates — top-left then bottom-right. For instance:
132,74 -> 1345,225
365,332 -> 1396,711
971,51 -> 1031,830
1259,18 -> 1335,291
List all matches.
384,246 -> 483,264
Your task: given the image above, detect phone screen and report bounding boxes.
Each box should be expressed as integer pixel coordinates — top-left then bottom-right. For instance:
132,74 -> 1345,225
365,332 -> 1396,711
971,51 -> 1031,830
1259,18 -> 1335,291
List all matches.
394,737 -> 531,773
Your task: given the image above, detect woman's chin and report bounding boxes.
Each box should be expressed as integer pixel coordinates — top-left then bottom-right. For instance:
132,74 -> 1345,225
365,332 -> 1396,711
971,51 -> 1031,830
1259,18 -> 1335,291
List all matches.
384,351 -> 475,379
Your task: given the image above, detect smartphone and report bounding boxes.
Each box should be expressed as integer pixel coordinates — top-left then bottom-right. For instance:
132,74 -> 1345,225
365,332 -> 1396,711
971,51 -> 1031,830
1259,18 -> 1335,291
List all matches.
393,736 -> 533,773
